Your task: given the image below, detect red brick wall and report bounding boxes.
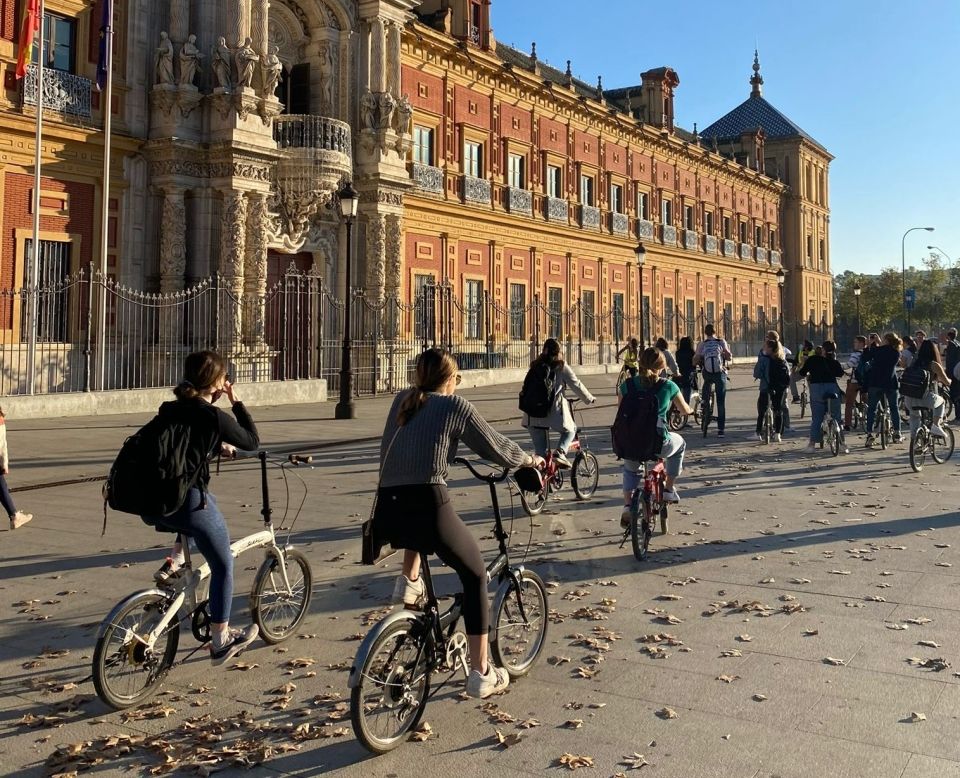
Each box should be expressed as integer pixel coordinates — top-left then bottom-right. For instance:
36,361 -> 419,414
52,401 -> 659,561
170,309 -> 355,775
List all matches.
453,85 -> 490,128
539,117 -> 566,155
606,142 -> 627,176
656,161 -> 675,191
404,65 -> 443,115
1,0 -> 15,42
573,130 -> 598,165
499,103 -> 530,142
2,173 -> 95,291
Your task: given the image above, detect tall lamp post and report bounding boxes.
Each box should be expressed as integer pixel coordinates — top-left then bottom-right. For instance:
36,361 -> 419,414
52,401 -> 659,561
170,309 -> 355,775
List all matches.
853,281 -> 861,335
635,242 -> 646,346
927,245 -> 953,265
776,267 -> 785,333
334,181 -> 359,420
902,226 -> 934,330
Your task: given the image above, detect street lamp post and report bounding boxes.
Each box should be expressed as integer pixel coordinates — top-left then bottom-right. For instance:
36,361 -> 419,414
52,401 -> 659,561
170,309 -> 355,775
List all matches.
334,181 -> 359,420
927,245 -> 953,265
902,226 -> 934,331
776,267 -> 785,333
853,281 -> 861,335
635,242 -> 646,346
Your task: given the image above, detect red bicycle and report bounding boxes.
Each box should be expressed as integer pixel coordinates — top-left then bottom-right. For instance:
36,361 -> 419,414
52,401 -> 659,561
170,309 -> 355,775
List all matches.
519,400 -> 599,516
619,458 -> 668,561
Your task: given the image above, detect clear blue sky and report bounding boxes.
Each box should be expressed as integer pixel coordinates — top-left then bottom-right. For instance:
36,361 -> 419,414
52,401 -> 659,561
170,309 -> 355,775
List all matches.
489,0 -> 960,276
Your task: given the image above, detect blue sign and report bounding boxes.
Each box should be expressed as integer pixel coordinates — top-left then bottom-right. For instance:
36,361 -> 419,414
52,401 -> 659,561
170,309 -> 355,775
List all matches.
905,288 -> 916,311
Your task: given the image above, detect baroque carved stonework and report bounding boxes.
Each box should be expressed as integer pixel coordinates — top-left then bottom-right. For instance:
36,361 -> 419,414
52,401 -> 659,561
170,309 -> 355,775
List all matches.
366,214 -> 387,295
245,194 -> 269,290
149,156 -> 274,183
159,192 -> 187,290
385,214 -> 402,292
378,189 -> 404,207
220,191 -> 248,284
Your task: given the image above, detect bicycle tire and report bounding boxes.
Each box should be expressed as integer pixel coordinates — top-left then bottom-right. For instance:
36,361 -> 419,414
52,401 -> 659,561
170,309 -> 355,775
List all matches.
571,451 -> 600,499
828,420 -> 841,457
92,590 -> 180,710
942,392 -> 954,420
251,548 -> 313,644
899,396 -> 911,425
909,429 -> 927,472
519,482 -> 548,515
692,397 -> 703,426
490,569 -> 549,678
800,391 -> 808,419
350,618 -> 431,754
659,502 -> 669,535
880,415 -> 889,450
931,425 -> 955,464
631,495 -> 653,562
667,407 -> 686,431
701,394 -> 712,438
761,412 -> 772,444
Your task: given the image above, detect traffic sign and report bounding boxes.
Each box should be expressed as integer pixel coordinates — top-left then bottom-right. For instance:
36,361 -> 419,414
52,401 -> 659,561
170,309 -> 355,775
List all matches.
905,288 -> 916,311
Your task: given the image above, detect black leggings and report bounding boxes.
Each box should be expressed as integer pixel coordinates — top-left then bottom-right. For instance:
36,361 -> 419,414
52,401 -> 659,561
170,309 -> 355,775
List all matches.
757,388 -> 786,435
373,484 -> 488,635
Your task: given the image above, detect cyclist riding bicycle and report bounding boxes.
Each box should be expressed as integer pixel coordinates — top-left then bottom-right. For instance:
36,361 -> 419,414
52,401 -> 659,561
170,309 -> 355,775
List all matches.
754,338 -> 790,442
372,348 -> 542,699
616,337 -> 640,378
675,336 -> 696,405
655,337 -> 680,380
619,348 -> 692,527
790,340 -> 816,403
843,335 -> 867,431
693,324 -> 732,437
797,340 -> 845,452
864,332 -> 905,447
522,338 -> 596,469
903,339 -> 951,440
143,350 -> 261,666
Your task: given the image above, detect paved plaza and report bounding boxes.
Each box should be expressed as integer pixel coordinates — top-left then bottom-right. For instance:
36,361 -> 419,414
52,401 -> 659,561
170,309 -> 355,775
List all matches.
2,367 -> 960,777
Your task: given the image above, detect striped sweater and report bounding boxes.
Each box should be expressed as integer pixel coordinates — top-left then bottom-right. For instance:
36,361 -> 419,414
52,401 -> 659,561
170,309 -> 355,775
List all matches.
379,391 -> 527,488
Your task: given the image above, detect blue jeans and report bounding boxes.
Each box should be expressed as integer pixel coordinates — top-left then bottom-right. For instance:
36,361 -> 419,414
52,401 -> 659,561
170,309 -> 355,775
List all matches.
866,386 -> 902,435
810,382 -> 842,443
701,372 -> 727,431
622,431 -> 686,491
529,426 -> 576,457
144,488 -> 233,624
0,473 -> 17,517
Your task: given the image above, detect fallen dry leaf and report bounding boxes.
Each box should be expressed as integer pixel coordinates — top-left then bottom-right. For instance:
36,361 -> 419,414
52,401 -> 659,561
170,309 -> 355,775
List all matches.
564,719 -> 584,729
716,674 -> 740,683
823,657 -> 846,666
493,729 -> 523,748
910,712 -> 927,722
409,722 -> 435,742
655,707 -> 678,719
620,752 -> 650,769
752,694 -> 768,702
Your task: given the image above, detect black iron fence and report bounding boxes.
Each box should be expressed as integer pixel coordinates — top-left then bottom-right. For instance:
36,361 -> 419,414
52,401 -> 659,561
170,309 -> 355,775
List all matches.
1,268 -> 936,398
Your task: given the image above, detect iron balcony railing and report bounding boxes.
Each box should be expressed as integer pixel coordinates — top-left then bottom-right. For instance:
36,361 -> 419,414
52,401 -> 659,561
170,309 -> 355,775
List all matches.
21,64 -> 92,119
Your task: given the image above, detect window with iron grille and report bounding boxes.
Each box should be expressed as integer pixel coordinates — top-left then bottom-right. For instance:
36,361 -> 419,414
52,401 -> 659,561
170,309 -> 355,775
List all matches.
642,295 -> 651,344
22,239 -> 71,342
464,279 -> 483,339
705,301 -> 716,329
663,297 -> 674,341
547,287 -> 563,339
612,292 -> 624,342
509,283 -> 526,340
723,303 -> 733,339
413,274 -> 435,341
582,290 -> 596,340
685,299 -> 696,338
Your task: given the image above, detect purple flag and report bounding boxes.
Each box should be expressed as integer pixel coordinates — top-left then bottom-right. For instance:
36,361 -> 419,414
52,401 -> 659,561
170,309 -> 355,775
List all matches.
96,0 -> 112,91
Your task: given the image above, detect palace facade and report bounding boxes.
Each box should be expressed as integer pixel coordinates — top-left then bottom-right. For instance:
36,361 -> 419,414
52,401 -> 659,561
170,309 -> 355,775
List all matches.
0,0 -> 832,386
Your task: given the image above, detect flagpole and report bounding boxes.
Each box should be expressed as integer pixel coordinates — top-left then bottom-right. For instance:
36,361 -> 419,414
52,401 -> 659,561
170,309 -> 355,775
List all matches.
96,0 -> 114,392
26,0 -> 44,395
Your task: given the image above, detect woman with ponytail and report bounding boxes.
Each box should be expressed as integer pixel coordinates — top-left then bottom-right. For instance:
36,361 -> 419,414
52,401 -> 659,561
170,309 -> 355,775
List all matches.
146,350 -> 261,666
372,348 -> 542,699
618,347 -> 691,527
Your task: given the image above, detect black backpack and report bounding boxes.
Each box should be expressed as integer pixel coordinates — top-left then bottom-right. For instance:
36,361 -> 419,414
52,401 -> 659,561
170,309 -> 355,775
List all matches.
899,363 -> 932,399
105,403 -> 219,528
519,362 -> 558,418
611,378 -> 665,462
768,357 -> 791,391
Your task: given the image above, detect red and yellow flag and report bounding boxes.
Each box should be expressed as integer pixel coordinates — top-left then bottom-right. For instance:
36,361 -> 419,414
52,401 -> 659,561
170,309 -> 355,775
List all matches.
16,0 -> 42,79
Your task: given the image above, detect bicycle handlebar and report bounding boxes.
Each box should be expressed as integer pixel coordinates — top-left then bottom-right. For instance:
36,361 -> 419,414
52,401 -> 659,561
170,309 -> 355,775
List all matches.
454,457 -> 510,484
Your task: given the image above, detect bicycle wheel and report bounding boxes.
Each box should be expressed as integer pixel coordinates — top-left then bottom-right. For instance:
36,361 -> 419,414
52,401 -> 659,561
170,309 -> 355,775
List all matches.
800,391 -> 808,419
931,426 -> 955,464
701,393 -> 712,437
880,414 -> 889,449
571,451 -> 599,499
667,407 -> 686,431
92,591 -> 181,710
761,411 -> 772,444
899,396 -> 911,425
631,494 -> 653,562
350,618 -> 431,754
659,501 -> 669,535
909,429 -> 927,472
828,420 -> 841,457
490,569 -> 549,678
519,481 -> 548,515
942,392 -> 954,420
251,548 -> 313,644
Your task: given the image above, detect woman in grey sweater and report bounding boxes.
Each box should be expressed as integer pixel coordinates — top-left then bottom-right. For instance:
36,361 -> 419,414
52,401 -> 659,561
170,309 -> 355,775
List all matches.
522,338 -> 596,468
372,348 -> 540,699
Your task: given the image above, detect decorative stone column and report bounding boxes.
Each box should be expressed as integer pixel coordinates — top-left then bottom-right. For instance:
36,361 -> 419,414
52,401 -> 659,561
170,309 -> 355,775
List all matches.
365,213 -> 387,300
251,0 -> 269,57
158,188 -> 187,348
370,18 -> 387,93
169,0 -> 190,46
385,213 -> 402,296
219,190 -> 247,351
244,192 -> 268,347
227,0 -> 250,48
387,21 -> 402,98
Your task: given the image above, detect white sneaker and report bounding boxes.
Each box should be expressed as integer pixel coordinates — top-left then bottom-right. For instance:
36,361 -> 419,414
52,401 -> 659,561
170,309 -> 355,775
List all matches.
553,450 -> 572,469
931,425 -> 947,439
210,624 -> 259,666
392,574 -> 426,609
662,488 -> 680,503
773,434 -> 782,443
804,442 -> 817,452
465,664 -> 510,698
10,511 -> 32,530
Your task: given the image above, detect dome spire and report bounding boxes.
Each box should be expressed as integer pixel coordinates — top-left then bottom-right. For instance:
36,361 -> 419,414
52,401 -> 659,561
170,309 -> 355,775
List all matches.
750,49 -> 764,98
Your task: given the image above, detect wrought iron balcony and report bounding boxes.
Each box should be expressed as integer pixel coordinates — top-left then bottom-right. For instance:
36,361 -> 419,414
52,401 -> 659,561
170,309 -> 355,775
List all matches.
704,235 -> 718,254
274,114 -> 351,154
684,229 -> 698,250
506,186 -> 532,215
21,64 -> 92,119
770,250 -> 781,265
461,175 -> 491,204
756,247 -> 768,264
546,196 -> 568,223
412,163 -> 444,193
611,212 -> 629,236
662,225 -> 677,245
722,239 -> 736,257
740,243 -> 754,261
579,204 -> 600,229
636,219 -> 655,240
469,25 -> 481,45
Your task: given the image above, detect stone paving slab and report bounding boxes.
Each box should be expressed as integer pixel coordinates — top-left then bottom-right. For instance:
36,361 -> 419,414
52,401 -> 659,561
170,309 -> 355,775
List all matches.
2,368 -> 960,776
